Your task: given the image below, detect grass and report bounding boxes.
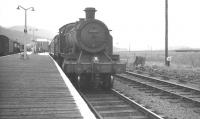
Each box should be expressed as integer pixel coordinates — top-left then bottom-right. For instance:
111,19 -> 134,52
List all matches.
115,50 -> 200,70
115,50 -> 200,84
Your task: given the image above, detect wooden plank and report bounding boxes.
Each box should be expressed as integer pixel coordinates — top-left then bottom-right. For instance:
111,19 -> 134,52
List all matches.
0,54 -> 83,119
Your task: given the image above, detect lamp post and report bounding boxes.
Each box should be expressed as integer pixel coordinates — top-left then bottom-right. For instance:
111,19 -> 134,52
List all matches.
17,5 -> 35,59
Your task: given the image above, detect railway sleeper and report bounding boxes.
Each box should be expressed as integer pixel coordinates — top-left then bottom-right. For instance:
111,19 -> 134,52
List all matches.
87,97 -> 119,102
160,96 -> 178,100
91,101 -> 125,106
193,109 -> 200,114
168,99 -> 183,103
144,90 -> 159,93
100,110 -> 145,117
94,105 -> 133,111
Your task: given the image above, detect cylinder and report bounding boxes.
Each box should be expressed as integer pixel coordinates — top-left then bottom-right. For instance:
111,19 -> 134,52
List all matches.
84,7 -> 96,19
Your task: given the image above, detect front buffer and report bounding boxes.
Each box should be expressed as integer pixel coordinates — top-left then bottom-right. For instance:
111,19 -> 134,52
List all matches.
63,61 -> 126,89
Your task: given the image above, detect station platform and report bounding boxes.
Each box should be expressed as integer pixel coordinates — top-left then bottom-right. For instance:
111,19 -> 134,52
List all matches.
0,53 -> 95,119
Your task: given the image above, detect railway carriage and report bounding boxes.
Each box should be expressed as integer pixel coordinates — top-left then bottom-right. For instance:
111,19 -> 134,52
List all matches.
0,35 -> 21,56
50,8 -> 126,89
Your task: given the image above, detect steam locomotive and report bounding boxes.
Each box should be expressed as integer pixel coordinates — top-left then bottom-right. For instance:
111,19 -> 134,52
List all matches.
50,7 -> 126,89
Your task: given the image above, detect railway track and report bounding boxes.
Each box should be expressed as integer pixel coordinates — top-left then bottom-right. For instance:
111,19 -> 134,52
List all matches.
79,89 -> 164,119
114,71 -> 200,113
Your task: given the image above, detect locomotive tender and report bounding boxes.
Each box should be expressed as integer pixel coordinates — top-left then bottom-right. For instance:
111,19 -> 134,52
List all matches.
50,7 -> 126,89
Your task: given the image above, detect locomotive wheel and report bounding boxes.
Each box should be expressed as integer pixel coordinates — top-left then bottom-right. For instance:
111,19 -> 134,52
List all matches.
101,74 -> 112,89
67,73 -> 78,88
58,57 -> 63,67
78,73 -> 91,90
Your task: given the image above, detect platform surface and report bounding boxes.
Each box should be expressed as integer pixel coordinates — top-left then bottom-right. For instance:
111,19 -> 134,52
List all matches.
0,53 -> 95,119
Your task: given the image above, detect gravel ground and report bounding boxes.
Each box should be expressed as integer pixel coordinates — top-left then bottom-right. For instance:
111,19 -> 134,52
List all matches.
113,78 -> 200,119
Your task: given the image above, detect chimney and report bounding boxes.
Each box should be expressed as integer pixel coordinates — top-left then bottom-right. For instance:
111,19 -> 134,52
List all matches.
84,7 -> 96,19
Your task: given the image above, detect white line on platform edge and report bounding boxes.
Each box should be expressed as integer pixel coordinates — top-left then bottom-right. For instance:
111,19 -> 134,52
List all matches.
49,55 -> 96,119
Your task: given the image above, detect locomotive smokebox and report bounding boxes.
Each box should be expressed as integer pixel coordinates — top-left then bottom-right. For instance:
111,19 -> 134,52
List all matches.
84,7 -> 96,19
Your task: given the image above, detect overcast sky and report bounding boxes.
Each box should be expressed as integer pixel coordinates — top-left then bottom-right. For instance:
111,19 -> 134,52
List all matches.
0,0 -> 200,50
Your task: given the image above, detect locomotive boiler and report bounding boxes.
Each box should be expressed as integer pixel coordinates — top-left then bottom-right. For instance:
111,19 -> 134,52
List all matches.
50,7 -> 126,89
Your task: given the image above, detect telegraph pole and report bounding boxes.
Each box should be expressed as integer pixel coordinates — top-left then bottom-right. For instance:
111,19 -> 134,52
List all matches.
165,0 -> 169,66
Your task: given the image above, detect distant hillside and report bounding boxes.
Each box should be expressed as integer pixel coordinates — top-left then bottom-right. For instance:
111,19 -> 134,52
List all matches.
10,26 -> 55,40
0,25 -> 132,51
113,46 -> 128,52
174,48 -> 200,52
0,25 -> 55,44
0,26 -> 32,44
168,46 -> 200,52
